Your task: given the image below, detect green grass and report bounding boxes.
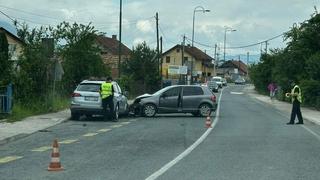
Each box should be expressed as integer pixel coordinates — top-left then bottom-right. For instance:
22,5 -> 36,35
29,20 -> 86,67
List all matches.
6,96 -> 70,123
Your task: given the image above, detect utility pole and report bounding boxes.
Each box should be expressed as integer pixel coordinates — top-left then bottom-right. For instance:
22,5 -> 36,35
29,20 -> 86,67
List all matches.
156,12 -> 160,80
160,36 -> 163,88
265,41 -> 268,54
214,44 -> 217,76
180,35 -> 186,84
247,52 -> 249,78
118,0 -> 122,79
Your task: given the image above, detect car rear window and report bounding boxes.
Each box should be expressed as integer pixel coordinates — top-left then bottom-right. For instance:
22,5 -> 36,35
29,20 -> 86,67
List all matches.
183,86 -> 204,96
77,83 -> 101,92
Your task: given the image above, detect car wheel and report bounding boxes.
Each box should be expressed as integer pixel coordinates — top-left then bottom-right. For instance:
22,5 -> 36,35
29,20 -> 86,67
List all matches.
113,104 -> 119,121
143,104 -> 157,117
198,103 -> 212,117
71,112 -> 80,120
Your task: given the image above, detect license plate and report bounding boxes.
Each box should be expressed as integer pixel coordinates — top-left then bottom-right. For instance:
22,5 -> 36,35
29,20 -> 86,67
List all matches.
85,96 -> 98,101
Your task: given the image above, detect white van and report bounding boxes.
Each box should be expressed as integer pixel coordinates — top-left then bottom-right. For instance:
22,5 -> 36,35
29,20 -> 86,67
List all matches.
211,76 -> 223,88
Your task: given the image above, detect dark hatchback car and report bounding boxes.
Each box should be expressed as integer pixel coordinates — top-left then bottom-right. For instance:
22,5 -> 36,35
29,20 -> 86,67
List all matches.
130,85 -> 217,117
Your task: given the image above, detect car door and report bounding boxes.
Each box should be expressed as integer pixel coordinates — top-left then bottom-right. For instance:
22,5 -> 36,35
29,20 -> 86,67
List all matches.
158,86 -> 182,113
182,86 -> 204,111
115,83 -> 128,113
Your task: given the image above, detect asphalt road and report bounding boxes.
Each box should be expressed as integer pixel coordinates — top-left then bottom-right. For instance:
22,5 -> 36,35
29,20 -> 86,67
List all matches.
1,85 -> 320,180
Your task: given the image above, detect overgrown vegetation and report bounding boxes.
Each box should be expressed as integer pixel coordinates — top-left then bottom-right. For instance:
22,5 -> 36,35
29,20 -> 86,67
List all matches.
120,42 -> 161,97
249,13 -> 320,109
1,21 -> 111,121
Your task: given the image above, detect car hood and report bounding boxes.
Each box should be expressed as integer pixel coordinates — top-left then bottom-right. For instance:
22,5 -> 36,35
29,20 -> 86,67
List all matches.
133,93 -> 153,103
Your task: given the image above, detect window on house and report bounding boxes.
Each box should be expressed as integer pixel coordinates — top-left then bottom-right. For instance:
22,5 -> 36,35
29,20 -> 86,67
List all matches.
166,56 -> 170,63
176,48 -> 180,53
207,73 -> 211,76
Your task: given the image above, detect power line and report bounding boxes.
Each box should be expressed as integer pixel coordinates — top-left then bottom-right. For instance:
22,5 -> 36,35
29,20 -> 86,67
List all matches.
158,24 -> 177,45
0,5 -> 154,26
184,32 -> 286,50
226,33 -> 285,49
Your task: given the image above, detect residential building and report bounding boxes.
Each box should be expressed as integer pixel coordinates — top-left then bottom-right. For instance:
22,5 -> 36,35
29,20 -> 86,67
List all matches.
217,60 -> 248,80
0,27 -> 23,69
96,35 -> 132,79
161,44 -> 214,84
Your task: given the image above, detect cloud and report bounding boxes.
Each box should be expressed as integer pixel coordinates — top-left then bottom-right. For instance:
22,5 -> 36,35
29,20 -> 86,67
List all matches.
136,20 -> 154,33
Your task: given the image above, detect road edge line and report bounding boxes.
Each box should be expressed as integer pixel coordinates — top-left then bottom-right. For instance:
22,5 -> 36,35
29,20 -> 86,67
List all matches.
145,88 -> 225,180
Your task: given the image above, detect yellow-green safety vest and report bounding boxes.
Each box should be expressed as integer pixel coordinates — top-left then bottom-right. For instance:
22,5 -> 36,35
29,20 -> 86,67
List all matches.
291,85 -> 302,103
101,82 -> 112,99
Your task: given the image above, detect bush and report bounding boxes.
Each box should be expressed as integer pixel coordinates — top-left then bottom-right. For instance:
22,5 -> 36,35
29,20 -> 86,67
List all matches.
300,80 -> 320,106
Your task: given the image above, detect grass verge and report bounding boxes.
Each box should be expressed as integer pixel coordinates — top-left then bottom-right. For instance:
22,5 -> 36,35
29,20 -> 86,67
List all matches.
5,96 -> 69,123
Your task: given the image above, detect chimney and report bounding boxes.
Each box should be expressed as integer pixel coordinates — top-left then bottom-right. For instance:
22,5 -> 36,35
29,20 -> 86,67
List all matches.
112,35 -> 117,40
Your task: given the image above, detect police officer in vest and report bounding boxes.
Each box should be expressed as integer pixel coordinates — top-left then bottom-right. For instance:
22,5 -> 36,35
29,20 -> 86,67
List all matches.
286,81 -> 303,125
100,77 -> 114,120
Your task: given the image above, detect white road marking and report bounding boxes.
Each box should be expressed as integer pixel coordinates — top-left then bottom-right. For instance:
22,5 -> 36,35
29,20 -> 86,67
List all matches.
230,91 -> 243,95
120,122 -> 131,125
0,156 -> 23,164
31,146 -> 52,152
145,88 -> 225,180
97,128 -> 111,133
83,133 -> 99,137
302,125 -> 320,142
111,124 -> 123,128
59,139 -> 78,144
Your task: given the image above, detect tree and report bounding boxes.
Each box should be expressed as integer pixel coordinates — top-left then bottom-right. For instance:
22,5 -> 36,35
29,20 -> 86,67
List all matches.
14,24 -> 54,103
54,22 -> 109,94
0,32 -> 11,85
249,13 -> 320,107
121,42 -> 160,95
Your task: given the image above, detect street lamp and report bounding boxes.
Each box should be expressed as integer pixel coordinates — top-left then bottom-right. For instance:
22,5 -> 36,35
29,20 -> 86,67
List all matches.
223,26 -> 236,62
190,6 -> 210,84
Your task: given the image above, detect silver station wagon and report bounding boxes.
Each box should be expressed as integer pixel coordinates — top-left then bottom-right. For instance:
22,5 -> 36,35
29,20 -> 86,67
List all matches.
130,85 -> 217,117
70,80 -> 129,121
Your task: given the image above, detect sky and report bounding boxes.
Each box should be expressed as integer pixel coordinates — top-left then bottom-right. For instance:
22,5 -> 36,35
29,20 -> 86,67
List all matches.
0,0 -> 319,62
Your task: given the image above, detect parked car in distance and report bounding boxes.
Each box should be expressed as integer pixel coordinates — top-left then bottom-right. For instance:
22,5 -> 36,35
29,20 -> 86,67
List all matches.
211,76 -> 223,88
70,80 -> 129,121
206,81 -> 219,92
130,85 -> 217,117
235,77 -> 246,85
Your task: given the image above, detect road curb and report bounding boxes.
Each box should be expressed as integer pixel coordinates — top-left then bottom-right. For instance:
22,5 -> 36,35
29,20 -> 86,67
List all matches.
244,86 -> 320,126
0,117 -> 70,145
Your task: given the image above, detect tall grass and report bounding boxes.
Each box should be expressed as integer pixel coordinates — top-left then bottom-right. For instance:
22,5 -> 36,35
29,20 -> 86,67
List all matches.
6,94 -> 70,123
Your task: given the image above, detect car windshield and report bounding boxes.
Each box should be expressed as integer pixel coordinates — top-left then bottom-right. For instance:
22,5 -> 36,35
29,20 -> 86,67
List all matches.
212,78 -> 221,82
77,83 -> 101,92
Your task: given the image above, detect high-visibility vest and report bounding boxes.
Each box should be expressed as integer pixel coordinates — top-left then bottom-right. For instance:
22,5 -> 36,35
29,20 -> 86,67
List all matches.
291,85 -> 302,103
101,82 -> 112,99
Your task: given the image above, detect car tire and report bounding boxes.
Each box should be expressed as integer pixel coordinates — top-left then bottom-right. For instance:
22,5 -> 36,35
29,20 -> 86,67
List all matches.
198,103 -> 212,117
143,104 -> 157,117
71,112 -> 80,120
112,104 -> 119,122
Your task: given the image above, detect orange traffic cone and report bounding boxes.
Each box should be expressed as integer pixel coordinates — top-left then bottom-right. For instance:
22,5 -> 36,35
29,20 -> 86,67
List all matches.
205,116 -> 212,128
48,139 -> 64,171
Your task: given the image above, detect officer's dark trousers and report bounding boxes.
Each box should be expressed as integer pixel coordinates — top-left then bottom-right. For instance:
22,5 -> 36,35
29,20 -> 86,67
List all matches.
289,100 -> 303,123
102,96 -> 114,119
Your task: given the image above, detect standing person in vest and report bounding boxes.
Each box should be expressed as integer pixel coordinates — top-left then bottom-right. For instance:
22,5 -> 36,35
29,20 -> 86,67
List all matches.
100,77 -> 114,120
286,81 -> 303,125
